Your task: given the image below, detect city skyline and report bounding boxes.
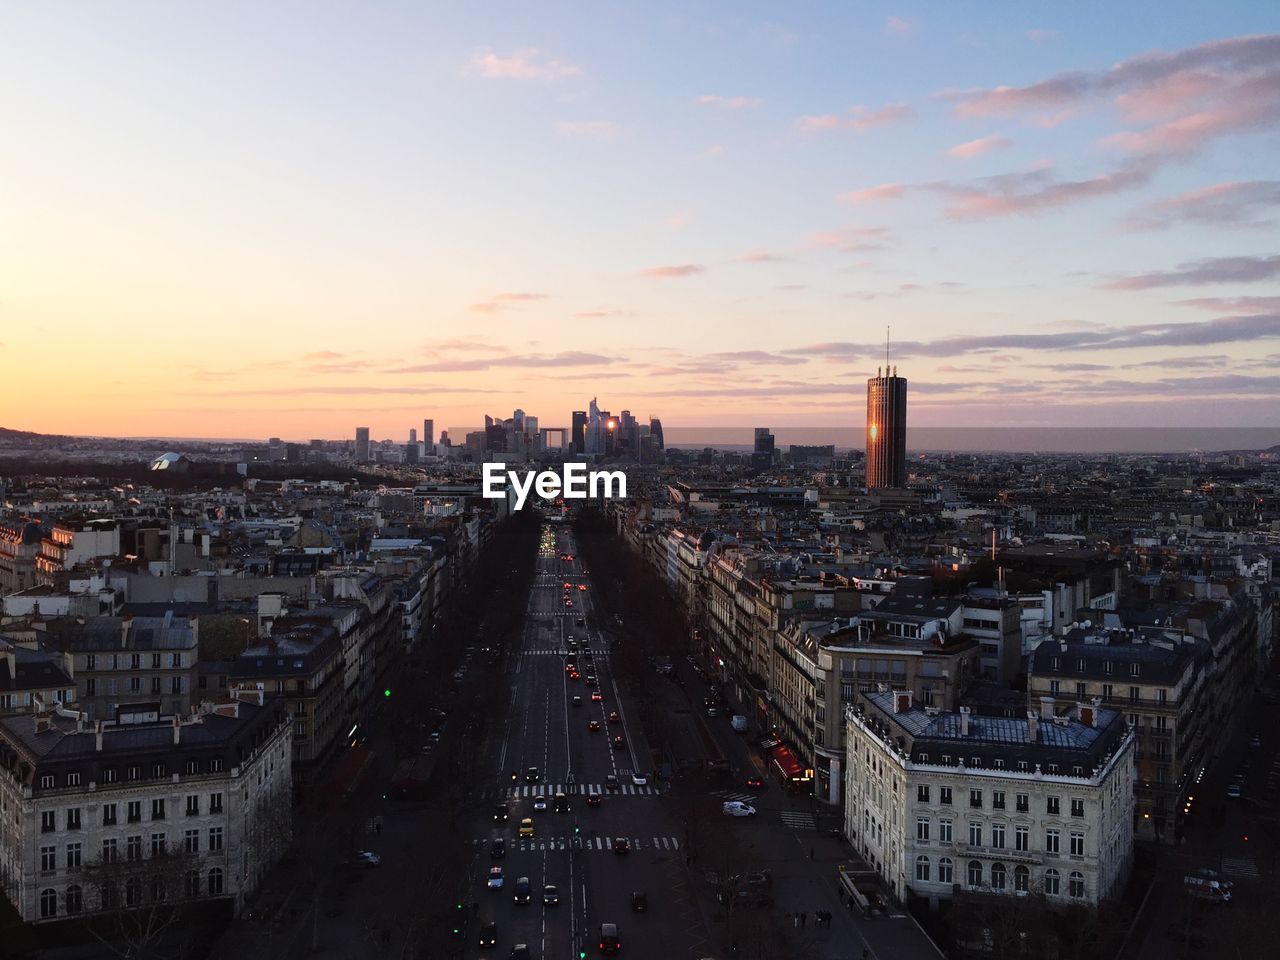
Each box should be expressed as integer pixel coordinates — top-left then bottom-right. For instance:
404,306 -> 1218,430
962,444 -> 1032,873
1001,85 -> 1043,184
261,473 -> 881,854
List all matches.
3,3 -> 1280,438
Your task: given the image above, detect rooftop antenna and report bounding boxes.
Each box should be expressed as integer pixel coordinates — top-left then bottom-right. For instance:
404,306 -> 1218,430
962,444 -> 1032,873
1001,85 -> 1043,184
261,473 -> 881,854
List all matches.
886,326 -> 890,372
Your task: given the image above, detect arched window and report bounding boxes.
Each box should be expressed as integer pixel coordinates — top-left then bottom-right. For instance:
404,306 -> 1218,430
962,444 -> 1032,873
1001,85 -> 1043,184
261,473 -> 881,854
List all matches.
938,857 -> 954,884
1043,868 -> 1061,896
125,876 -> 142,907
1068,871 -> 1085,899
967,860 -> 983,888
65,884 -> 83,915
1014,865 -> 1030,893
915,855 -> 930,882
208,867 -> 224,896
151,877 -> 167,902
184,869 -> 200,898
990,862 -> 1007,891
40,888 -> 57,919
100,880 -> 117,910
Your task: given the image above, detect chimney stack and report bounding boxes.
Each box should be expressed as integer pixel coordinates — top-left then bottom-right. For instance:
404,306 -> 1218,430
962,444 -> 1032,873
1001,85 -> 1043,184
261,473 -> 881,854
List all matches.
1040,695 -> 1056,720
95,720 -> 104,752
172,715 -> 181,745
893,690 -> 912,714
121,615 -> 133,649
959,705 -> 971,736
1027,710 -> 1039,742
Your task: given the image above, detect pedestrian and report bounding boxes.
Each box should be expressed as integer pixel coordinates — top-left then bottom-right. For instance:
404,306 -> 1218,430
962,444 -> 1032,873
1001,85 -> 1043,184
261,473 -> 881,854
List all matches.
792,913 -> 799,929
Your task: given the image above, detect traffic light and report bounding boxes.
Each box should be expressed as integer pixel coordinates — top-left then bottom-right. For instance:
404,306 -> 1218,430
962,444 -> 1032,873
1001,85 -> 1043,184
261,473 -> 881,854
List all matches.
574,822 -> 580,835
384,688 -> 391,698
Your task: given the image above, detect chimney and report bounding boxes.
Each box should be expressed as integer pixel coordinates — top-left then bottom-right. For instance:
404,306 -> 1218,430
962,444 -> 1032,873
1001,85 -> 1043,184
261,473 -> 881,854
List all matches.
1078,703 -> 1094,728
172,715 -> 181,745
34,714 -> 50,734
959,705 -> 971,736
1040,695 -> 1056,720
893,690 -> 912,714
1087,696 -> 1101,728
121,615 -> 134,649
1027,709 -> 1039,742
95,720 -> 104,752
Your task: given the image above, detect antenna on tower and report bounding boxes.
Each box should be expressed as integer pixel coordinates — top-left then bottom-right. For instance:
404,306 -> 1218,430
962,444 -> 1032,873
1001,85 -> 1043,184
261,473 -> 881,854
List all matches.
886,326 -> 890,370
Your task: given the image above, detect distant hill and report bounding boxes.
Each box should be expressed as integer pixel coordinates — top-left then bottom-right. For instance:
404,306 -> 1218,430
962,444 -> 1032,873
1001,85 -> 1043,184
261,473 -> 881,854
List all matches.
0,426 -> 70,441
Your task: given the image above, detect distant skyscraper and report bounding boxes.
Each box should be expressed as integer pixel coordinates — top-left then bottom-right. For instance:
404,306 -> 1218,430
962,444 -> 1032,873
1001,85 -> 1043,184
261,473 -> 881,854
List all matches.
649,417 -> 664,450
572,411 -> 587,454
753,428 -> 775,455
409,427 -> 417,445
355,426 -> 370,462
423,418 -> 434,446
866,366 -> 907,488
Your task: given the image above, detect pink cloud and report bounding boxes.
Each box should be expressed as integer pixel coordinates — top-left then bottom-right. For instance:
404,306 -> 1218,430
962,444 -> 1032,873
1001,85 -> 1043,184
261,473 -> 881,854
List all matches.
555,120 -> 620,138
809,226 -> 891,251
797,104 -> 912,134
1123,180 -> 1280,230
471,48 -> 581,80
735,251 -> 787,263
884,16 -> 916,37
838,183 -> 905,204
946,135 -> 1014,158
469,292 -> 549,313
939,160 -> 1153,219
696,94 -> 763,109
641,264 -> 705,278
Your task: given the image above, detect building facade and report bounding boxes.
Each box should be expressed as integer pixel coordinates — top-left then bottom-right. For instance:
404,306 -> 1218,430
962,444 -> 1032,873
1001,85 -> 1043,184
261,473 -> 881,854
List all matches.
866,368 -> 907,489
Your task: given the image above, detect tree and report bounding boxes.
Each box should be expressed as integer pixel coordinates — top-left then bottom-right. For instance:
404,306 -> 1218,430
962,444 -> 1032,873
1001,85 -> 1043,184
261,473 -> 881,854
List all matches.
81,845 -> 202,960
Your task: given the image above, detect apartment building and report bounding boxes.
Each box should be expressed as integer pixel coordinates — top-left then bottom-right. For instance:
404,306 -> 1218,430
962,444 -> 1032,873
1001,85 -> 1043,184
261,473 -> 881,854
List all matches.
0,689 -> 291,923
0,641 -> 76,716
844,691 -> 1134,910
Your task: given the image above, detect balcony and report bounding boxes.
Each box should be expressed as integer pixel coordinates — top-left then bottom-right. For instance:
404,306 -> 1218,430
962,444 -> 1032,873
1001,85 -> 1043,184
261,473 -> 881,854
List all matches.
948,842 -> 1043,866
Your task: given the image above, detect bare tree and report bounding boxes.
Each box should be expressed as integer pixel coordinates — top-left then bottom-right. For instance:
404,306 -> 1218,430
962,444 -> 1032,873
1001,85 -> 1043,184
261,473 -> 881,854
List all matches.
81,845 -> 201,960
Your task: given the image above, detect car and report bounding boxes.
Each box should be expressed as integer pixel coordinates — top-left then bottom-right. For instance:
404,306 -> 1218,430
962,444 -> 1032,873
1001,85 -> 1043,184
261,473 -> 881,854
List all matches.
605,775 -> 619,790
612,735 -> 625,750
525,767 -> 541,783
419,743 -> 435,755
572,696 -> 583,708
494,804 -> 510,822
1188,868 -> 1234,891
510,945 -> 531,960
591,692 -> 604,702
576,618 -> 585,626
488,866 -> 505,889
579,584 -> 587,591
513,876 -> 532,904
352,851 -> 381,867
598,922 -> 621,955
608,711 -> 620,724
479,921 -> 498,948
722,801 -> 756,817
631,773 -> 648,787
585,676 -> 598,688
631,891 -> 648,912
589,720 -> 601,732
554,792 -> 569,813
565,600 -> 574,608
706,707 -> 719,718
586,794 -> 603,807
519,818 -> 535,837
533,797 -> 547,811
745,777 -> 766,790
569,671 -> 580,681
1250,734 -> 1263,748
490,838 -> 507,859
1227,783 -> 1242,799
543,884 -> 560,906
613,837 -> 630,854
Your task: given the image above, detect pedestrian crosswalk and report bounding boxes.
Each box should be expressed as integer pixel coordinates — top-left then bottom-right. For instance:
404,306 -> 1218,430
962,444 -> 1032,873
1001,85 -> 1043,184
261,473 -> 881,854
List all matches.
715,791 -> 759,804
475,836 -> 681,852
490,783 -> 659,799
1220,857 -> 1260,879
779,810 -> 819,831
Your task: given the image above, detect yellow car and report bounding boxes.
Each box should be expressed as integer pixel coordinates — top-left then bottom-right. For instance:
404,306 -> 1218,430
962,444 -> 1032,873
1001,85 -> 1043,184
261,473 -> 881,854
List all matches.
519,818 -> 535,837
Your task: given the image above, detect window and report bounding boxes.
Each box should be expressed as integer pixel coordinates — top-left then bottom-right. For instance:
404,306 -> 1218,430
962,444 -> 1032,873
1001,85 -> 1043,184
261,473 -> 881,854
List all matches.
67,772 -> 80,787
40,845 -> 56,873
208,827 -> 223,852
940,787 -> 952,805
127,801 -> 142,824
152,653 -> 161,669
1076,658 -> 1085,672
209,792 -> 223,814
40,774 -> 55,789
41,811 -> 56,833
969,822 -> 982,846
126,836 -> 142,862
171,676 -> 183,694
103,767 -> 118,784
1051,657 -> 1060,670
40,888 -> 57,919
210,759 -> 223,773
1102,683 -> 1113,700
969,789 -> 982,809
991,823 -> 1006,849
1015,826 -> 1029,852
1129,686 -> 1140,703
991,862 -> 1007,891
66,808 -> 81,830
1045,829 -> 1060,854
992,790 -> 1005,810
126,765 -> 141,782
916,855 -> 930,881
1071,798 -> 1085,818
151,676 -> 162,695
100,880 -> 117,910
102,803 -> 117,826
1050,680 -> 1061,696
1129,663 -> 1140,677
101,838 -> 118,863
185,870 -> 200,898
128,677 -> 141,694
186,795 -> 199,816
1044,868 -> 1060,896
150,876 -> 167,903
967,861 -> 983,888
1014,865 -> 1029,893
1068,871 -> 1085,899
152,762 -> 167,779
938,819 -> 953,843
938,857 -> 953,884
131,653 -> 141,670
1104,660 -> 1113,675
126,876 -> 141,907
917,785 -> 930,803
1015,793 -> 1029,812
917,818 -> 930,842
86,654 -> 97,670
1070,832 -> 1084,857
1075,682 -> 1086,699
171,653 -> 183,668
151,833 -> 166,857
208,868 -> 224,896
151,798 -> 166,820
65,884 -> 83,915
1046,796 -> 1061,816
184,830 -> 200,854
1157,688 -> 1168,705
66,842 -> 81,869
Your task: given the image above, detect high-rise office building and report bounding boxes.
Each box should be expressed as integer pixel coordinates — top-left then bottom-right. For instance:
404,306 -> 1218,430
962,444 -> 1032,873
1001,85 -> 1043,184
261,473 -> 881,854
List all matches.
866,366 -> 907,488
355,427 -> 370,462
409,427 -> 417,445
649,417 -> 664,450
423,419 -> 434,446
571,411 -> 587,454
753,428 -> 775,455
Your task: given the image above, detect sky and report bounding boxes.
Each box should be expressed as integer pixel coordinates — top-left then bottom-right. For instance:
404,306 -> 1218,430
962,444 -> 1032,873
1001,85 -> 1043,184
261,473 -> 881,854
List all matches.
2,2 -> 1279,441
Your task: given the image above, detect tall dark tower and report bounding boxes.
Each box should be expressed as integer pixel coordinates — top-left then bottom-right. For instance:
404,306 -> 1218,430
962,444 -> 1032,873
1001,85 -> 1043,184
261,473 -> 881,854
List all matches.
866,363 -> 907,489
571,411 -> 587,454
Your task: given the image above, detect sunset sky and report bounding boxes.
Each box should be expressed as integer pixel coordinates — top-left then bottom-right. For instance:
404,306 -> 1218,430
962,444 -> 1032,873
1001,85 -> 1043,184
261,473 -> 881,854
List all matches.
3,2 -> 1279,440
